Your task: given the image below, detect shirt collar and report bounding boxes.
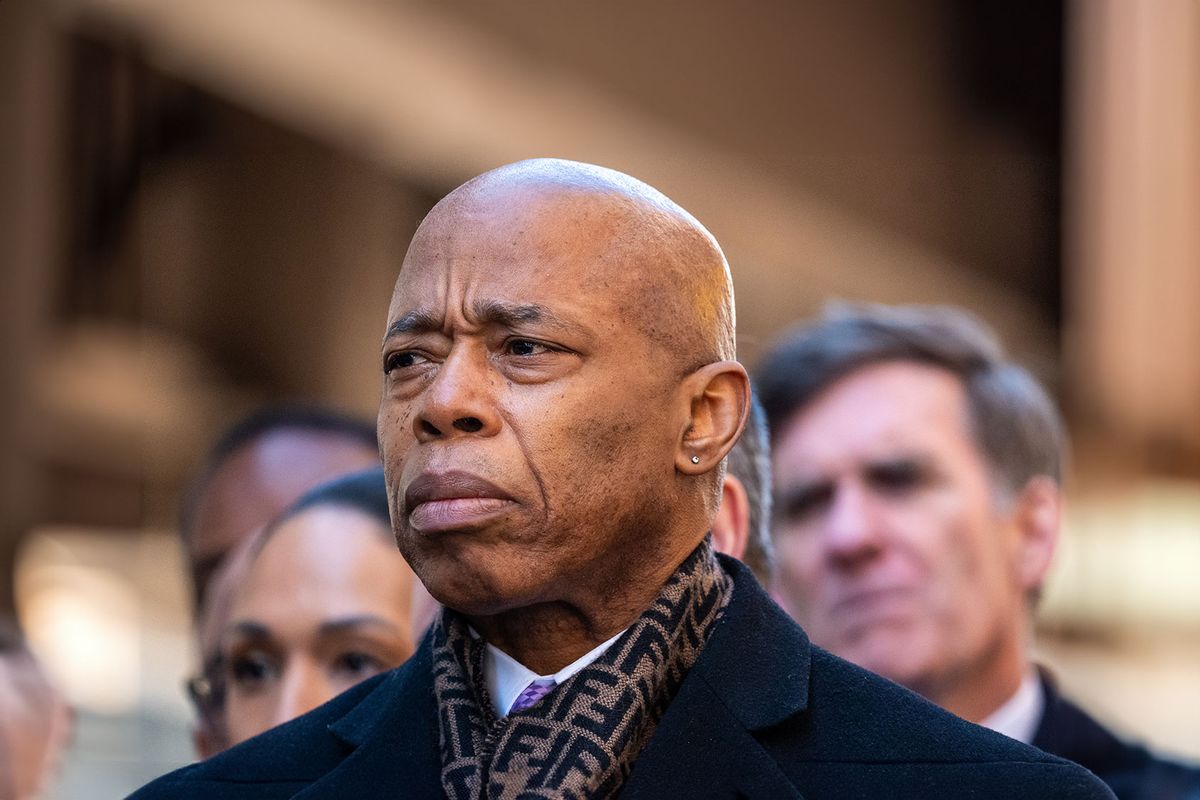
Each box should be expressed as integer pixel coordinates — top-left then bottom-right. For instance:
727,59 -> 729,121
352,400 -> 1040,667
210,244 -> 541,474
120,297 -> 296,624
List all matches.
980,669 -> 1044,744
480,628 -> 627,718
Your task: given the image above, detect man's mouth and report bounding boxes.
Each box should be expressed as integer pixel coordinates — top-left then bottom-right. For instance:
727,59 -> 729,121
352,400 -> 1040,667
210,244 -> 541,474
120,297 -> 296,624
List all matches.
404,471 -> 516,532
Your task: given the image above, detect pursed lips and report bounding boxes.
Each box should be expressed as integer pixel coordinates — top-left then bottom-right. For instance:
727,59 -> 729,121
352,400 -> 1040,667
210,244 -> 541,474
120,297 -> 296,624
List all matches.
403,470 -> 516,532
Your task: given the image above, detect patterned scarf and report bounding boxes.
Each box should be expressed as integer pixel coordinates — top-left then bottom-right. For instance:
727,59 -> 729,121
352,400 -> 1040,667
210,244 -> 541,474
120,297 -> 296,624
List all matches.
431,538 -> 733,800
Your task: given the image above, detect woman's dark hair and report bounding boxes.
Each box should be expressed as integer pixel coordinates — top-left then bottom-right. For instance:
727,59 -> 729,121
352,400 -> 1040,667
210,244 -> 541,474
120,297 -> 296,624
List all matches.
279,466 -> 391,529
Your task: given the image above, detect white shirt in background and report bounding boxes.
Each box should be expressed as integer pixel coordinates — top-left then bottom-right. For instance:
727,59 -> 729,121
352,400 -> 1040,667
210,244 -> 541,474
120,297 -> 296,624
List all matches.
980,669 -> 1045,745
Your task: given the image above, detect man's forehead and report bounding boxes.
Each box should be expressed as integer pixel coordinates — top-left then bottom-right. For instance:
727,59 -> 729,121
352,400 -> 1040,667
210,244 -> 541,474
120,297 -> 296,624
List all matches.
389,161 -> 732,365
777,424 -> 932,478
408,184 -> 631,263
777,365 -> 977,471
389,193 -> 641,322
799,363 -> 969,428
226,429 -> 377,477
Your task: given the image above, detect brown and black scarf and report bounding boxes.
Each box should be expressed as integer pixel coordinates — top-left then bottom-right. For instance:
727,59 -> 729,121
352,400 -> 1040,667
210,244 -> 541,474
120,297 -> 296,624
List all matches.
431,538 -> 733,800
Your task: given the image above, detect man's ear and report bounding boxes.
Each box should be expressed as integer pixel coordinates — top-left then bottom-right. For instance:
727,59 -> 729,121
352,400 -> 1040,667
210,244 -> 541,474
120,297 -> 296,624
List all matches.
712,474 -> 750,560
1011,476 -> 1062,598
675,360 -> 750,475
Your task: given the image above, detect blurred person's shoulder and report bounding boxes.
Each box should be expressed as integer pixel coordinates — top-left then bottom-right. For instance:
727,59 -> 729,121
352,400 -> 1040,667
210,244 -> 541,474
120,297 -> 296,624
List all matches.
125,663 -> 411,799
783,646 -> 1117,799
1035,677 -> 1200,800
684,555 -> 1118,800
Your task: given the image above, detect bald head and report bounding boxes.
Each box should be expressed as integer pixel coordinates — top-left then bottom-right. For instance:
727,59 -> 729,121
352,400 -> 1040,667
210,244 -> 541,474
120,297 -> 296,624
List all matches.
404,158 -> 736,372
379,159 -> 748,665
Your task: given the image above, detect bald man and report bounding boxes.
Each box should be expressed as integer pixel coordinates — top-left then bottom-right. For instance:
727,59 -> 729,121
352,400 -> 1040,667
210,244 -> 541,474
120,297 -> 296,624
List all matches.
132,161 -> 1113,799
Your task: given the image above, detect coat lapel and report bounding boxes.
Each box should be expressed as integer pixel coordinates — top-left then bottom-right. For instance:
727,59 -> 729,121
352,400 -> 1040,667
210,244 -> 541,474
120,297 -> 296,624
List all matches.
293,559 -> 809,799
293,641 -> 443,798
620,556 -> 811,799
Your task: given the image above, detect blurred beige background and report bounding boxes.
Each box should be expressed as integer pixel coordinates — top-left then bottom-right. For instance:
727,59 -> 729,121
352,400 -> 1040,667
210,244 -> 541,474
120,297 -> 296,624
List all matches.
1,0 -> 1197,795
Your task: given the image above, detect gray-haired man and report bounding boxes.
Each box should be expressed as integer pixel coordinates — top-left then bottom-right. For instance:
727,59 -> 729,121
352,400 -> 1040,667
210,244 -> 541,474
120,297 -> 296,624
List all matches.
756,303 -> 1200,800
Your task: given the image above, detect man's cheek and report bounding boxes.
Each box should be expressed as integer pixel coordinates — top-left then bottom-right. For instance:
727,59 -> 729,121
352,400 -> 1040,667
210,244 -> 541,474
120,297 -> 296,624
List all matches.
377,409 -> 411,454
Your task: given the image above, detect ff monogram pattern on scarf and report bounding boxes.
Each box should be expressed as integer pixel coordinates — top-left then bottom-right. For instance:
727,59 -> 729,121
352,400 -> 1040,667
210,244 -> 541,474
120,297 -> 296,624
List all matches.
430,539 -> 733,800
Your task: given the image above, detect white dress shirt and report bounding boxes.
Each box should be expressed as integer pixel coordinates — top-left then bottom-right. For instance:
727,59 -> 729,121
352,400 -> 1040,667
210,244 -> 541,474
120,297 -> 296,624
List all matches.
980,669 -> 1045,744
481,629 -> 627,718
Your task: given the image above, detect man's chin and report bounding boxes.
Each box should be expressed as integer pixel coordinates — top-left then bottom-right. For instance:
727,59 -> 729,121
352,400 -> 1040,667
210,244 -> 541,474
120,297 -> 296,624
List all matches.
420,565 -> 541,618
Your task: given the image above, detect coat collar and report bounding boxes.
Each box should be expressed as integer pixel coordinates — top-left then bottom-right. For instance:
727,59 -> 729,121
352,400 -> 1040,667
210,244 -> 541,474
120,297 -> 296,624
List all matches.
295,632 -> 442,798
327,630 -> 436,748
308,555 -> 811,798
620,555 -> 811,799
696,554 -> 812,730
1032,669 -> 1139,773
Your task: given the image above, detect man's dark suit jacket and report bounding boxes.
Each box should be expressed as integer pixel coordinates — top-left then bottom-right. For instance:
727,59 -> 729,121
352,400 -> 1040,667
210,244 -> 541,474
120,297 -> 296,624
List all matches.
1033,676 -> 1200,800
132,557 -> 1114,799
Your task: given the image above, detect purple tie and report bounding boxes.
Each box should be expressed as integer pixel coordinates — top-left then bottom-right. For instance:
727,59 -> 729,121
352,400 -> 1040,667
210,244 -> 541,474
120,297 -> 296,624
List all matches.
508,679 -> 556,714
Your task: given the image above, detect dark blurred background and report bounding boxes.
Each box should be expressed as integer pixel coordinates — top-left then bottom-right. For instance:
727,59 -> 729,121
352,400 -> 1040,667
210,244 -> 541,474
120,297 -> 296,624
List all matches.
2,0 -> 1198,795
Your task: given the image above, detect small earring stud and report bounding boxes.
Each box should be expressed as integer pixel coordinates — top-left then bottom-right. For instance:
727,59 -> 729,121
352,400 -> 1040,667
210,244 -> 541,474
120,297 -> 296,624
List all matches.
690,455 -> 701,464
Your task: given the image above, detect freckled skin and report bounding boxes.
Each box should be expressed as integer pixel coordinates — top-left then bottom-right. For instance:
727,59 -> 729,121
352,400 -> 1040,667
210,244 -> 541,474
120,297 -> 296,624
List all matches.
377,160 -> 747,672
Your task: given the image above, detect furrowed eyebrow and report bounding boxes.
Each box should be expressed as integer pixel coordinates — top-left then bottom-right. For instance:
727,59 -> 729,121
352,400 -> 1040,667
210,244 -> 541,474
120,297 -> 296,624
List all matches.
385,310 -> 442,339
384,301 -> 587,339
863,456 -> 928,479
472,300 -> 575,332
775,480 -> 833,510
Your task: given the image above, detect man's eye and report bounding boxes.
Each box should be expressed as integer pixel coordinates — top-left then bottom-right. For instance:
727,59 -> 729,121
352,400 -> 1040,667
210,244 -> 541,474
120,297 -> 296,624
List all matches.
384,351 -> 428,373
506,339 -> 549,357
866,462 -> 923,494
777,486 -> 832,523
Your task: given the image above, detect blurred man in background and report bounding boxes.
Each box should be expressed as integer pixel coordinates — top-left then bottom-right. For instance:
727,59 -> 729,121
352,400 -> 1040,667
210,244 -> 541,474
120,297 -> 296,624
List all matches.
756,303 -> 1200,800
178,407 -> 381,609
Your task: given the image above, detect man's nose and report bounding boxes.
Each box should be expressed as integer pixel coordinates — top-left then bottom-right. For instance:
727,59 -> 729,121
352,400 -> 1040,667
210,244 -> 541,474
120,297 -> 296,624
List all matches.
413,346 -> 502,442
821,483 -> 885,566
271,660 -> 328,730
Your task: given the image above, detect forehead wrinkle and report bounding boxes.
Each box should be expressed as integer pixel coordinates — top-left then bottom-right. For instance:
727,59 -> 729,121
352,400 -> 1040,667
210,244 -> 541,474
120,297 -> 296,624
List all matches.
385,310 -> 441,339
471,299 -> 594,341
407,160 -> 734,366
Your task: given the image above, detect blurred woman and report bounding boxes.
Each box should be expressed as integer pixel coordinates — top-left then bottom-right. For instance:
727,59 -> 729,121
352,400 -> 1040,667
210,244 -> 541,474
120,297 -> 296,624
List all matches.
190,467 -> 432,754
0,617 -> 72,800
